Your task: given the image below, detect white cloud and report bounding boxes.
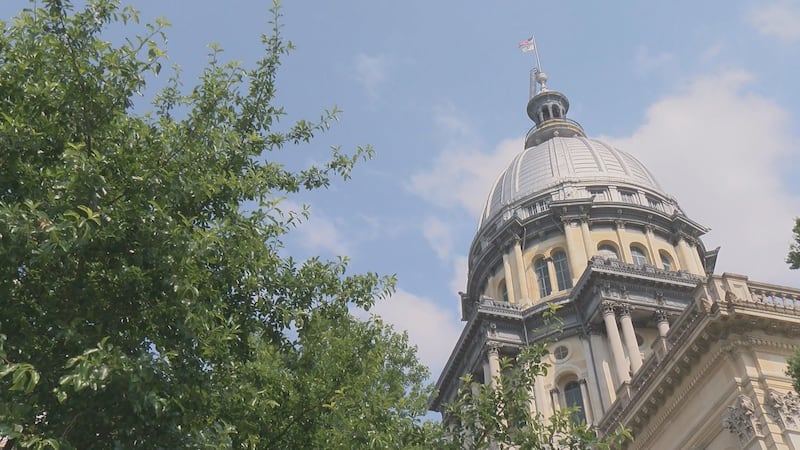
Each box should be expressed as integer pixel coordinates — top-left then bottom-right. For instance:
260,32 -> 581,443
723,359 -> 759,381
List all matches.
365,289 -> 462,375
409,137 -> 521,216
607,70 -> 800,284
751,1 -> 800,42
422,216 -> 453,261
353,53 -> 389,99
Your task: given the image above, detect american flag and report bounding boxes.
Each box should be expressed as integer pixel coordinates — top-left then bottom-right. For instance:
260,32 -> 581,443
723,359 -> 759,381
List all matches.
518,37 -> 536,53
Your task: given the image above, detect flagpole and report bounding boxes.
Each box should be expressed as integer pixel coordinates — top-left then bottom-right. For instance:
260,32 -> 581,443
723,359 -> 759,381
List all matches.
519,35 -> 547,96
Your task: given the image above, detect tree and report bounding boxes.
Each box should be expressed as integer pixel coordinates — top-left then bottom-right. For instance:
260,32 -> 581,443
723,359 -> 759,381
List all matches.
787,219 -> 800,392
788,351 -> 800,394
788,217 -> 800,269
0,1 -> 435,448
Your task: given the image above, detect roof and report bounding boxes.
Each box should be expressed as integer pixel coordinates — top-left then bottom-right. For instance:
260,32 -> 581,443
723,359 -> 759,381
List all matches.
479,136 -> 665,226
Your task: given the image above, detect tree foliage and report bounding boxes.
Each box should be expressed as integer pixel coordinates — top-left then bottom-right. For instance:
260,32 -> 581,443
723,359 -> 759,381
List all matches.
787,219 -> 800,395
0,1 -> 434,448
788,351 -> 800,394
788,217 -> 800,270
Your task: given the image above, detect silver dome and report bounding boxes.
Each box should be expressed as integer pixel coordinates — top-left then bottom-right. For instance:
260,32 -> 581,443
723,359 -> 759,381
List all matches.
480,136 -> 665,226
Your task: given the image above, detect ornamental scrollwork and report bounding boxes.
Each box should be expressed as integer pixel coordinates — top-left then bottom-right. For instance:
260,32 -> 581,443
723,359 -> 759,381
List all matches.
766,390 -> 800,431
721,394 -> 761,445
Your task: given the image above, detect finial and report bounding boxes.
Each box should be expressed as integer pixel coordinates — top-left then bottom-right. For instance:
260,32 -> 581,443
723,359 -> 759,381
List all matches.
518,35 -> 547,97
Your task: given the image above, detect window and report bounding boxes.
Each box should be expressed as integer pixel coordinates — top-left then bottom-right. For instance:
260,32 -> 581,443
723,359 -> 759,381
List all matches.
529,196 -> 551,215
597,244 -> 619,260
647,196 -> 663,211
631,246 -> 648,266
499,280 -> 509,302
534,258 -> 551,298
660,251 -> 674,271
552,251 -> 573,290
619,190 -> 637,204
589,188 -> 609,202
553,345 -> 569,361
563,381 -> 586,425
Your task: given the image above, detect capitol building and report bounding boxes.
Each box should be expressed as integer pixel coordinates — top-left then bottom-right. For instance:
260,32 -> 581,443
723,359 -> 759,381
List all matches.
429,67 -> 800,449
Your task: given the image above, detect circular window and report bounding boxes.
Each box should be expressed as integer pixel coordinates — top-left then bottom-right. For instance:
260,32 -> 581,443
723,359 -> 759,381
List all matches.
553,345 -> 569,361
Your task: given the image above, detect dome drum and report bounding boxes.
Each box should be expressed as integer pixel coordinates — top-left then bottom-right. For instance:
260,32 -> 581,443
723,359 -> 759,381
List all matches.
465,199 -> 709,309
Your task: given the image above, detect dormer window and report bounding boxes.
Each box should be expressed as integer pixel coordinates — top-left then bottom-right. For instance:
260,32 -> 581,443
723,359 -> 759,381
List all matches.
619,190 -> 637,204
589,188 -> 609,202
647,196 -> 663,211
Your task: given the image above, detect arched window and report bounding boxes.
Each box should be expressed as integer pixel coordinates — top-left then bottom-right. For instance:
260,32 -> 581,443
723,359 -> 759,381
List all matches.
659,251 -> 674,271
534,258 -> 551,298
597,244 -> 619,260
563,381 -> 586,425
498,279 -> 509,303
552,251 -> 572,291
630,246 -> 648,266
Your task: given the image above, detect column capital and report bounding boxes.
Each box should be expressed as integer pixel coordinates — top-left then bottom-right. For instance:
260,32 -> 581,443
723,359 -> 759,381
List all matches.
486,341 -> 501,356
616,303 -> 632,317
614,219 -> 626,230
601,301 -> 618,316
654,309 -> 669,323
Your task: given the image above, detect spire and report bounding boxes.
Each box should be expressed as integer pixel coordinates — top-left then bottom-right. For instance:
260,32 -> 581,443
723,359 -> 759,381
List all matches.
519,36 -> 585,147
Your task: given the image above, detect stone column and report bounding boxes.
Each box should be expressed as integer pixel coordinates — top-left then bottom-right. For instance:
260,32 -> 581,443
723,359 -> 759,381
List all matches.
550,388 -> 561,412
501,252 -> 516,302
651,309 -> 671,360
618,304 -> 642,374
615,221 -> 632,263
579,379 -> 594,425
580,219 -> 595,260
686,241 -> 702,274
676,235 -> 700,275
645,225 -> 661,269
581,330 -> 609,418
512,236 -> 530,302
534,375 -> 550,418
655,309 -> 670,337
546,257 -> 558,294
602,302 -> 630,384
487,344 -> 501,389
588,327 -> 616,406
563,218 -> 588,280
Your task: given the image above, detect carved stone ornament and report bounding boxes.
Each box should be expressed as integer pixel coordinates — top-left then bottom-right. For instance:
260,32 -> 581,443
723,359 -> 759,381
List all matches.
601,301 -> 618,316
766,390 -> 800,431
721,394 -> 761,446
654,309 -> 669,323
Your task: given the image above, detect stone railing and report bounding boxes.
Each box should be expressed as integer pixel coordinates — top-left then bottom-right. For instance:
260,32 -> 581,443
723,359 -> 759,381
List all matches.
746,281 -> 800,314
476,297 -> 524,316
588,256 -> 704,285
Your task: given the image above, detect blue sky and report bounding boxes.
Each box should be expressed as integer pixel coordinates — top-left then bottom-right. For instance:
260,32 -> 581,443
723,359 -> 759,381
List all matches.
3,1 -> 800,383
